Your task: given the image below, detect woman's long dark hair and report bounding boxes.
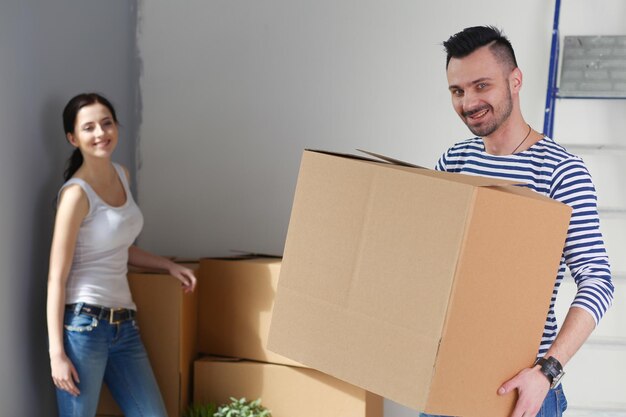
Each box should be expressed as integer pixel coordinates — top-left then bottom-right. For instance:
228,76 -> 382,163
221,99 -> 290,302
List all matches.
62,93 -> 118,181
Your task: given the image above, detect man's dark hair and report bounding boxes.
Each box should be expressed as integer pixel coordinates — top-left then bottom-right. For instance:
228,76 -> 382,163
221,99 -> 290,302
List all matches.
443,25 -> 518,71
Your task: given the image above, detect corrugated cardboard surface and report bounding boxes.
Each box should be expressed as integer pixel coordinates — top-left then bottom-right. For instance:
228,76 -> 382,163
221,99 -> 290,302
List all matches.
194,357 -> 382,417
198,257 -> 304,367
268,153 -> 475,405
268,151 -> 571,417
97,266 -> 198,417
426,186 -> 572,415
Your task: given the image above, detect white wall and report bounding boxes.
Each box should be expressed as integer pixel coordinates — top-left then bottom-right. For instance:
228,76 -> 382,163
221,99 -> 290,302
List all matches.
136,0 -> 553,259
137,0 -> 625,415
550,1 -> 626,416
0,1 -> 138,415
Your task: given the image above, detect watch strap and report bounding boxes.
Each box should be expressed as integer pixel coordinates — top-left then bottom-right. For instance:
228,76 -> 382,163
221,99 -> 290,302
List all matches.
534,356 -> 564,388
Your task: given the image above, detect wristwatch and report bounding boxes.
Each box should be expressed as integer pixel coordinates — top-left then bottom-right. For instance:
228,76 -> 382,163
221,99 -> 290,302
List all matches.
534,356 -> 565,388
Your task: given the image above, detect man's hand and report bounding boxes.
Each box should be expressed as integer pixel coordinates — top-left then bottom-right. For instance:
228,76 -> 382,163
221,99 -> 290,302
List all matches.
498,365 -> 550,417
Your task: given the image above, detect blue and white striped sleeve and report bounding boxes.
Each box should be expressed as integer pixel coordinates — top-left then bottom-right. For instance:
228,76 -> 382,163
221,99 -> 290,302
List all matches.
435,149 -> 449,171
550,157 -> 614,325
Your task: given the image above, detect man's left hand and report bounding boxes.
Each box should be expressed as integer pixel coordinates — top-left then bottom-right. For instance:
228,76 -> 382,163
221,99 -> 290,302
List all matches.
498,365 -> 550,417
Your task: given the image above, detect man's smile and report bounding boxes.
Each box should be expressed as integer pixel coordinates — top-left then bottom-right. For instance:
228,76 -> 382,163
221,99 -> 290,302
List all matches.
463,106 -> 490,121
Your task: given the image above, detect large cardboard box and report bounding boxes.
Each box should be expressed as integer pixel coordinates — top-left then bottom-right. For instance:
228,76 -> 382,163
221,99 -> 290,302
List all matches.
198,257 -> 303,367
267,150 -> 572,417
97,265 -> 199,417
194,357 -> 383,417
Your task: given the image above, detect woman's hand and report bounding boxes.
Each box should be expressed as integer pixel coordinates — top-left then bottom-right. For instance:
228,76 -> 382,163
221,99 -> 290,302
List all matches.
168,263 -> 197,293
51,353 -> 81,396
128,246 -> 198,293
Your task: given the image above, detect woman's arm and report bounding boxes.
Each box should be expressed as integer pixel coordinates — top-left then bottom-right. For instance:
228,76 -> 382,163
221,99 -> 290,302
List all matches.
128,245 -> 197,293
46,184 -> 89,396
121,165 -> 197,293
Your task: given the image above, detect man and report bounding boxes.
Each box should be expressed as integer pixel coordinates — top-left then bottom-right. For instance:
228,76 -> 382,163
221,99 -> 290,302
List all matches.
423,26 -> 614,417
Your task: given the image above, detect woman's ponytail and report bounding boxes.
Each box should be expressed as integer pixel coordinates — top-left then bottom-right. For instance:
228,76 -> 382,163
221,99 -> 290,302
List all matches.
63,148 -> 84,181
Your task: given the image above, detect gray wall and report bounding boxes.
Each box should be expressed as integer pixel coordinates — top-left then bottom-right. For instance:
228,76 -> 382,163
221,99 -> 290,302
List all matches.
0,1 -> 138,415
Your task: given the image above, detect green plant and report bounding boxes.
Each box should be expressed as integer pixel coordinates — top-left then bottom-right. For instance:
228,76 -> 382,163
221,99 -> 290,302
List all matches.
183,402 -> 218,417
214,397 -> 271,417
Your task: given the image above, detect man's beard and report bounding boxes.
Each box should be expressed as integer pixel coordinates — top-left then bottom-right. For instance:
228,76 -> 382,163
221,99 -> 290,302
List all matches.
463,89 -> 513,137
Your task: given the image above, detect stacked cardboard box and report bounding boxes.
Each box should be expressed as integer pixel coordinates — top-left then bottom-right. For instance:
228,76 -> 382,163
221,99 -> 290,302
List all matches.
267,150 -> 573,417
96,264 -> 199,417
94,257 -> 380,416
194,357 -> 382,417
97,150 -> 571,417
195,257 -> 383,417
197,257 -> 300,366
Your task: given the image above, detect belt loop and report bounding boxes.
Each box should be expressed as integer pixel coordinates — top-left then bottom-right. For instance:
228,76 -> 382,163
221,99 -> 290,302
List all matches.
73,302 -> 84,316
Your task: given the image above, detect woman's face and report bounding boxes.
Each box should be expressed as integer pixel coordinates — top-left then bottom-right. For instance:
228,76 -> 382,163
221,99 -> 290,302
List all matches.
67,103 -> 118,160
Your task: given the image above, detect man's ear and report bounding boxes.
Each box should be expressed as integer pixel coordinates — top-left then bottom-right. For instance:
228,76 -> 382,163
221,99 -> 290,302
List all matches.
510,67 -> 523,93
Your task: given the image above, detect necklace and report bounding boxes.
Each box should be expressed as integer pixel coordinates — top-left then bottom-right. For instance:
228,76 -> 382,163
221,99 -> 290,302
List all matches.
511,124 -> 532,154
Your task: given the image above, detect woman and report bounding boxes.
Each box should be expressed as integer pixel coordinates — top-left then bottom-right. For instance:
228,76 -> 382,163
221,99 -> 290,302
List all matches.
47,93 -> 197,417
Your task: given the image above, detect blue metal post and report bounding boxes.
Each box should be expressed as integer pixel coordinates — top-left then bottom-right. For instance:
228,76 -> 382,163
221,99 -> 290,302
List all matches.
543,0 -> 562,138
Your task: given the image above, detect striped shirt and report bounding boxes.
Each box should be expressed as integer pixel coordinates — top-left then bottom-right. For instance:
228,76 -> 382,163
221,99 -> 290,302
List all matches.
436,136 -> 614,355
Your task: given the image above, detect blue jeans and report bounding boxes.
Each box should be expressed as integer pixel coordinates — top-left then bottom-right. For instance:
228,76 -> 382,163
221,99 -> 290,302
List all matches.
56,305 -> 167,417
419,385 -> 567,417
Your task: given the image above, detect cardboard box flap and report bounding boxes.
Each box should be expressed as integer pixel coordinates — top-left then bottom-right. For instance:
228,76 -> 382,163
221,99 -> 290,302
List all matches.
306,149 -> 385,164
354,149 -> 525,189
202,251 -> 282,262
356,149 -> 425,168
306,149 -> 521,189
200,355 -> 244,363
418,169 -> 522,187
128,262 -> 199,274
198,251 -> 282,261
228,250 -> 282,259
488,184 -> 574,208
201,256 -> 281,266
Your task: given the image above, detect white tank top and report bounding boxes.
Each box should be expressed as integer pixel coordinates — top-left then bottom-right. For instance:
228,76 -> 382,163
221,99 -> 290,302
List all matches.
60,163 -> 143,309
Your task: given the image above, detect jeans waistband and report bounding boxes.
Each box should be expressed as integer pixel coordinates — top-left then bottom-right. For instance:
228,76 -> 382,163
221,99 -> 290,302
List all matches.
67,302 -> 136,324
